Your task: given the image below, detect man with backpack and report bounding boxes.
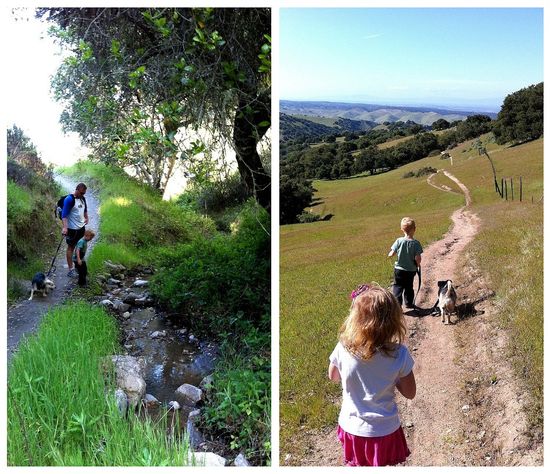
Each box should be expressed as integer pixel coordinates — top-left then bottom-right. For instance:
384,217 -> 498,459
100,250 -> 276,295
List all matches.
60,183 -> 88,277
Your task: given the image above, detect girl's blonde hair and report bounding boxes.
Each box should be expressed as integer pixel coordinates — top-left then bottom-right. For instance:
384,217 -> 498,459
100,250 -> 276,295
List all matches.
339,283 -> 406,360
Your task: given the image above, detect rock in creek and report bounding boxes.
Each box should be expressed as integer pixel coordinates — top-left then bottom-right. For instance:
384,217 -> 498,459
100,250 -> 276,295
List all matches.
175,383 -> 203,406
123,292 -> 140,304
187,452 -> 226,467
143,393 -> 160,409
133,279 -> 149,287
111,355 -> 146,409
168,400 -> 181,411
234,453 -> 251,467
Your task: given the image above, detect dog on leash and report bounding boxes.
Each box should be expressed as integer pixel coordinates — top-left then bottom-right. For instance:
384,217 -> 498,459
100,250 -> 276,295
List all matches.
433,280 -> 457,325
29,272 -> 55,301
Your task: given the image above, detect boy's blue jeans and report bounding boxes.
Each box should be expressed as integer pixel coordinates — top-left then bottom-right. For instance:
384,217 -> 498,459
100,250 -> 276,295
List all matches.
392,268 -> 416,307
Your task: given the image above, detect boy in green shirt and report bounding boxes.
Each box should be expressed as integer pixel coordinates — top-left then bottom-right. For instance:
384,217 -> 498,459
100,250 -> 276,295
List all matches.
388,217 -> 423,309
73,229 -> 95,286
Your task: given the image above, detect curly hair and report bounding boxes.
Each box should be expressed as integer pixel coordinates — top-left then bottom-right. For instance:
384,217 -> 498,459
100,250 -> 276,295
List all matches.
339,284 -> 406,360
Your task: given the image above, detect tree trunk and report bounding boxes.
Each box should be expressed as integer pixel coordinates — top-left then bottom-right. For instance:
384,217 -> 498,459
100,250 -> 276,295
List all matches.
232,93 -> 271,210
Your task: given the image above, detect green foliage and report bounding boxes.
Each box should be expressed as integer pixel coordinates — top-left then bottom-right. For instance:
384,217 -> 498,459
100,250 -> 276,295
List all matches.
41,7 -> 271,207
7,181 -> 32,219
279,175 -> 316,225
432,118 -> 451,131
176,172 -> 249,216
297,210 -> 322,224
7,141 -> 61,304
402,166 -> 438,179
7,301 -> 192,466
202,326 -> 270,464
150,200 -> 270,333
493,82 -> 543,145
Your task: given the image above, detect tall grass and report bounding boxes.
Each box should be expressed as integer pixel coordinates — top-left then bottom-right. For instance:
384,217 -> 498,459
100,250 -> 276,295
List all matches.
7,170 -> 62,303
8,301 -> 191,466
280,135 -> 543,454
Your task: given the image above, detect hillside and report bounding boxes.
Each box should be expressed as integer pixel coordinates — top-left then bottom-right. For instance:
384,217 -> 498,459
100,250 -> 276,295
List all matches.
281,100 -> 497,125
280,135 -> 543,466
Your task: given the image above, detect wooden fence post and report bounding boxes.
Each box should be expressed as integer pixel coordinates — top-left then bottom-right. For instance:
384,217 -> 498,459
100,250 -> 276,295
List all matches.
501,178 -> 504,198
505,179 -> 508,200
520,176 -> 523,202
511,178 -> 514,201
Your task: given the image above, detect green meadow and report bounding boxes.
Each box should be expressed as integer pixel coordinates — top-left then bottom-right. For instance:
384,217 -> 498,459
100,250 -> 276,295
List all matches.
280,136 -> 543,452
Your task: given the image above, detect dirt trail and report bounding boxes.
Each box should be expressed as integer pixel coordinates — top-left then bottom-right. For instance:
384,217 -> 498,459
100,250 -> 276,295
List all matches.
294,171 -> 542,466
7,175 -> 100,362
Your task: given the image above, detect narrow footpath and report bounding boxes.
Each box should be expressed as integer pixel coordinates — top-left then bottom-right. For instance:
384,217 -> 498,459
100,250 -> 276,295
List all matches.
7,175 -> 100,361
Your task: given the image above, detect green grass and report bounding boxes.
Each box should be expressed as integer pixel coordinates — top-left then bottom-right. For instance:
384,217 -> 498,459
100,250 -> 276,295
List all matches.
59,161 -> 216,275
8,301 -> 192,466
280,135 -> 543,455
7,175 -> 62,304
280,161 -> 462,434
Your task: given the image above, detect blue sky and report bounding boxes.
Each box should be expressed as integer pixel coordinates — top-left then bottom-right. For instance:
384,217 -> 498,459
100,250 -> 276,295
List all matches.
280,8 -> 543,111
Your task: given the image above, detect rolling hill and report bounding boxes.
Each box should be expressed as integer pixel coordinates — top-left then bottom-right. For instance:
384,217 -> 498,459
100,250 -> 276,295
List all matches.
281,100 -> 497,126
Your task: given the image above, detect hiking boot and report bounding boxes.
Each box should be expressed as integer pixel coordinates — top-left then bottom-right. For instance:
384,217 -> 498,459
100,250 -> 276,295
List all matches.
67,269 -> 77,277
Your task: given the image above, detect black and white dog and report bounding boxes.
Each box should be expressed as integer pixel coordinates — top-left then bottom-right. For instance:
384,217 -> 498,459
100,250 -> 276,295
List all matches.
432,280 -> 457,325
29,272 -> 56,301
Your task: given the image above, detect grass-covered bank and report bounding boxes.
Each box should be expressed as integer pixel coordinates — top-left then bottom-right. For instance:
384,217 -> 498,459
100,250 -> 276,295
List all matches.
7,160 -> 61,303
8,301 -> 191,466
58,161 -> 271,464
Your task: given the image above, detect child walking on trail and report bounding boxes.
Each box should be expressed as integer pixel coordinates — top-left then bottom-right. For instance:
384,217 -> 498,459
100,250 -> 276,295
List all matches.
328,283 -> 416,467
73,229 -> 95,287
388,217 -> 423,309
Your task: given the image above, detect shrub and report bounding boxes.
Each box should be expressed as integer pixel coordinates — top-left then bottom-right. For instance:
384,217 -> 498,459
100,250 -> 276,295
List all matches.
201,325 -> 270,465
176,173 -> 248,214
297,210 -> 322,223
150,200 -> 270,333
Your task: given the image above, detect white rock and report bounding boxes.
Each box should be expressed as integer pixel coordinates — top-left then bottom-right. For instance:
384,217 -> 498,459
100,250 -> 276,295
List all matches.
168,400 -> 181,411
133,279 -> 149,287
187,452 -> 226,467
175,383 -> 203,405
150,330 -> 167,339
100,299 -> 114,307
462,405 -> 470,411
111,355 -> 146,409
234,453 -> 250,466
122,312 -> 131,320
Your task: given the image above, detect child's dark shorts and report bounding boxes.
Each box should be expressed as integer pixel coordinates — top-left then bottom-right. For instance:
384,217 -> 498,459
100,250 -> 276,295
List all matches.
66,226 -> 85,247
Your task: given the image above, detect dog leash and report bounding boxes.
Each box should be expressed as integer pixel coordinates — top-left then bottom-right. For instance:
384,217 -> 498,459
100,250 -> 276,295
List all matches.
413,267 -> 421,307
46,235 -> 65,277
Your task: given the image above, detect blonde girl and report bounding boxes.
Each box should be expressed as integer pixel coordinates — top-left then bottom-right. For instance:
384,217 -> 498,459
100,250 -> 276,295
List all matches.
328,283 -> 416,466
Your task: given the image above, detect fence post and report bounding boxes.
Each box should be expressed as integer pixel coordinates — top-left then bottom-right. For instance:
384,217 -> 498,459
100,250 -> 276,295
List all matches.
520,176 -> 523,202
505,179 -> 508,200
501,178 -> 504,198
511,178 -> 514,201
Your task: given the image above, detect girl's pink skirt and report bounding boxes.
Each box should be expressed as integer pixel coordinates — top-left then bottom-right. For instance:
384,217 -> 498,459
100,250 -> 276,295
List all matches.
337,425 -> 410,466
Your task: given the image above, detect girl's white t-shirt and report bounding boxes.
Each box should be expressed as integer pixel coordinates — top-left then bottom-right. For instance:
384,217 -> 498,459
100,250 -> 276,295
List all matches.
330,341 -> 414,437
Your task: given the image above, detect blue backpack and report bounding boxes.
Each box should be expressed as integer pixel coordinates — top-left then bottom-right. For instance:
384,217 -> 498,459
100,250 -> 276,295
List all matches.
55,194 -> 87,220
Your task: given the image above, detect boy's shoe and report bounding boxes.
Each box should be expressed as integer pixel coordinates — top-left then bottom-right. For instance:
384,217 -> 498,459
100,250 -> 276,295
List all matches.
67,269 -> 77,277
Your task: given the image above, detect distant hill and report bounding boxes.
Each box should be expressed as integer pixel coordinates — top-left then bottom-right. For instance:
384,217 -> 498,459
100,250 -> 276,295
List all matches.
281,100 -> 497,126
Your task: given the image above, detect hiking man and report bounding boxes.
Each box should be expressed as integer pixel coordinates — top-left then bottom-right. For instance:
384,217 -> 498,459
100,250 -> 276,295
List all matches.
61,182 -> 88,277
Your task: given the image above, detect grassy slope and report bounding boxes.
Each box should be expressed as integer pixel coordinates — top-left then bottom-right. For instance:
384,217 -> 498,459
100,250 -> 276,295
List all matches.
280,136 -> 543,448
